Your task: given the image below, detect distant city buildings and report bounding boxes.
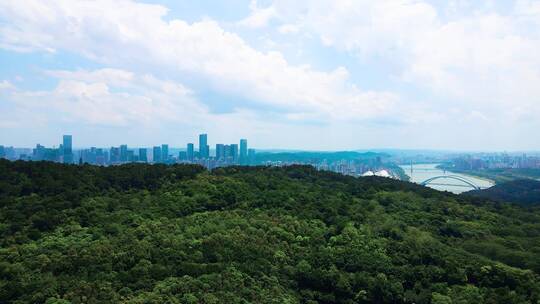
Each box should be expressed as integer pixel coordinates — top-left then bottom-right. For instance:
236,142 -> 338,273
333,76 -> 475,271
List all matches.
120,144 -> 128,162
240,139 -> 247,165
139,148 -> 148,163
187,143 -> 194,162
259,157 -> 394,178
63,135 -> 73,164
216,144 -> 225,160
199,134 -> 209,159
230,144 -> 239,163
6,134 -> 258,169
162,144 -> 169,163
449,153 -> 540,170
4,134 -> 539,180
153,146 -> 162,163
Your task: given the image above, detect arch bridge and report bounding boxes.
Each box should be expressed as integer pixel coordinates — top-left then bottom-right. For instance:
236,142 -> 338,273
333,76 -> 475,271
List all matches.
420,175 -> 481,190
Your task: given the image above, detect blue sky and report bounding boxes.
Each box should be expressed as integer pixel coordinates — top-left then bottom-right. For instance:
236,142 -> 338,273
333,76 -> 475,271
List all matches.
1,0 -> 539,150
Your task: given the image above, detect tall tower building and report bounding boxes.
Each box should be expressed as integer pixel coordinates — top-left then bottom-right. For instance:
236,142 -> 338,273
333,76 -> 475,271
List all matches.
224,145 -> 231,162
153,146 -> 162,163
230,144 -> 239,163
187,143 -> 194,162
120,144 -> 128,162
216,144 -> 222,160
110,147 -> 120,163
139,148 -> 148,163
239,139 -> 248,165
63,135 -> 73,164
216,144 -> 225,160
199,134 -> 209,159
161,144 -> 169,163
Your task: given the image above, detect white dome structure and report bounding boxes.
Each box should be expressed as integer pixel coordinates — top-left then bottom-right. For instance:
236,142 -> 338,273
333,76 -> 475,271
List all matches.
362,171 -> 375,176
375,170 -> 391,178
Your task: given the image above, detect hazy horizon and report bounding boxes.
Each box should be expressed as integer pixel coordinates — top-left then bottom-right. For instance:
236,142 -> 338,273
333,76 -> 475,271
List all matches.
1,0 -> 539,150
5,141 -> 540,155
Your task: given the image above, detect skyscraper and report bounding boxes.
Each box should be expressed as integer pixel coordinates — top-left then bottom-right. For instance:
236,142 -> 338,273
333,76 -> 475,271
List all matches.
63,135 -> 73,164
139,148 -> 148,163
96,148 -> 106,165
230,144 -> 239,163
127,150 -> 135,162
216,144 -> 225,160
224,145 -> 231,162
161,144 -> 169,163
178,151 -> 187,161
187,143 -> 194,162
120,144 -> 128,162
239,139 -> 248,165
33,144 -> 46,161
199,133 -> 209,159
110,147 -> 120,163
153,146 -> 162,163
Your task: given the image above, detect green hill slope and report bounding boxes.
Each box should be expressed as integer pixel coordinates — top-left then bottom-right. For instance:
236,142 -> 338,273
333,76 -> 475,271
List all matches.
465,179 -> 540,205
1,160 -> 539,303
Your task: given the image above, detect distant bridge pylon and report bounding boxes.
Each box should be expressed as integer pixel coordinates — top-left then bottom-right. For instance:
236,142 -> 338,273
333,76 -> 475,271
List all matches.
420,175 -> 481,190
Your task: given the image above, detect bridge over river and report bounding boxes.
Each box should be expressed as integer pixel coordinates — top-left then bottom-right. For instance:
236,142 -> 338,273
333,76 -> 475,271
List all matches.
399,163 -> 494,194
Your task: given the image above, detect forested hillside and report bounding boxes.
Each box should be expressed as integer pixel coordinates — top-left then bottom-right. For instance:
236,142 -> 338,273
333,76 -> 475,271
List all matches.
465,179 -> 540,205
1,159 -> 540,303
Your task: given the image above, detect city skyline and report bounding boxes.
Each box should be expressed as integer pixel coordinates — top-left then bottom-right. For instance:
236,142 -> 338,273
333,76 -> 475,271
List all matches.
3,133 -> 539,183
0,133 -> 256,168
1,1 -> 539,150
2,136 -> 540,154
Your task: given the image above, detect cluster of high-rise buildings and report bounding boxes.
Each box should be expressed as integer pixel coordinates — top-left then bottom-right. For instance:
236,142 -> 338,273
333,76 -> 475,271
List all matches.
0,134 -> 256,169
450,153 -> 540,170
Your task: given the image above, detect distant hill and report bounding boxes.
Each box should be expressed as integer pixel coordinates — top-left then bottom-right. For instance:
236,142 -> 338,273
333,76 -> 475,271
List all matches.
255,151 -> 387,163
465,179 -> 540,205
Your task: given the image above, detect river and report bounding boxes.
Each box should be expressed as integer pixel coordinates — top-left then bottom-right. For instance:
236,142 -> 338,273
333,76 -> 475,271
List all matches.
399,163 -> 494,194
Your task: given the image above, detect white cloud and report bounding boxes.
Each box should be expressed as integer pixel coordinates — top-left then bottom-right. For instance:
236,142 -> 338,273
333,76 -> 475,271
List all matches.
0,0 -> 397,123
1,68 -> 353,149
0,80 -> 15,91
1,0 -> 538,149
3,68 -> 205,127
261,0 -> 540,121
278,24 -> 300,34
238,0 -> 277,28
46,69 -> 135,89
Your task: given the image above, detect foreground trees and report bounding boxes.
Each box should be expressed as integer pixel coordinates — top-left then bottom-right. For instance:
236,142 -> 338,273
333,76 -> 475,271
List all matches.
1,160 -> 539,303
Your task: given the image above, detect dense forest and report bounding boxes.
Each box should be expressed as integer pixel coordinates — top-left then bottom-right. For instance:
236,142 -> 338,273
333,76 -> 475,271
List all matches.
465,179 -> 540,205
1,159 -> 540,303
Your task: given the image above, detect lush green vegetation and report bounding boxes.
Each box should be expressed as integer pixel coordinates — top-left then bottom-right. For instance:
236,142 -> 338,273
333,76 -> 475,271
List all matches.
465,179 -> 540,205
1,159 -> 540,303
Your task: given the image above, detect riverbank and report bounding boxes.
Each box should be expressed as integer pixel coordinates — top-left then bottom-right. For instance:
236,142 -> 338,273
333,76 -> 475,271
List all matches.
436,165 -> 540,184
436,165 -> 495,185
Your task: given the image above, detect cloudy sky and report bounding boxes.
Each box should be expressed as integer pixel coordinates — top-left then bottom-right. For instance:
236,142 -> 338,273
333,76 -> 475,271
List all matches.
1,0 -> 539,150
